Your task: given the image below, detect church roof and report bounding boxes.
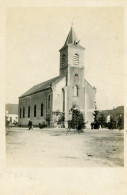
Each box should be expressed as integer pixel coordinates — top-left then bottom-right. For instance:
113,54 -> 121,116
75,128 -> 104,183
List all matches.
84,79 -> 96,90
20,75 -> 65,98
60,26 -> 85,51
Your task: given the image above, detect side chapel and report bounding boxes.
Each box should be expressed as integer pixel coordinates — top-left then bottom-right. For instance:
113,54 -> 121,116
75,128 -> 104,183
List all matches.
18,26 -> 96,128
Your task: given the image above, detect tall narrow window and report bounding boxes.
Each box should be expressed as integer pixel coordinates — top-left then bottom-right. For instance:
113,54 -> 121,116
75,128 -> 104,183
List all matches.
66,74 -> 68,86
23,107 -> 25,118
28,106 -> 30,118
48,95 -> 50,109
34,105 -> 36,117
74,85 -> 78,97
20,108 -> 22,118
62,89 -> 65,113
73,54 -> 79,65
41,103 -> 43,116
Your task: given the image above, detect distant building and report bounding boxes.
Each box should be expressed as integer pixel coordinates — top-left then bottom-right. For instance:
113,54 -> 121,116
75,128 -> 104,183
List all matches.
5,104 -> 18,123
99,106 -> 124,124
18,26 -> 96,127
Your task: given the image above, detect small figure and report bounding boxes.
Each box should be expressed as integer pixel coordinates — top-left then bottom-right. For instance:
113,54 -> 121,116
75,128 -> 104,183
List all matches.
28,120 -> 33,130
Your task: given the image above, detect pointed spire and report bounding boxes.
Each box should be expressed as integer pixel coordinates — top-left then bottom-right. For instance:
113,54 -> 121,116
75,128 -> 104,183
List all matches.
59,25 -> 85,51
64,26 -> 78,46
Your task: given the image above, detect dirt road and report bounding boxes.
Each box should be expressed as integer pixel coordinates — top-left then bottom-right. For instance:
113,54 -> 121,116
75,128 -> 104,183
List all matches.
6,127 -> 124,167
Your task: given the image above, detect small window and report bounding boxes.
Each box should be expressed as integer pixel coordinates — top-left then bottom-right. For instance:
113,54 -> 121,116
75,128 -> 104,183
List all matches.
34,105 -> 36,117
74,74 -> 79,84
48,95 -> 50,109
74,85 -> 78,97
28,106 -> 30,118
62,54 -> 66,66
23,107 -> 25,118
41,103 -> 43,116
20,108 -> 22,118
74,54 -> 79,65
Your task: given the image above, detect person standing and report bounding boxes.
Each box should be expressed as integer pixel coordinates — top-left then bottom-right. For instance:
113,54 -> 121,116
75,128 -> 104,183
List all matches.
28,120 -> 33,130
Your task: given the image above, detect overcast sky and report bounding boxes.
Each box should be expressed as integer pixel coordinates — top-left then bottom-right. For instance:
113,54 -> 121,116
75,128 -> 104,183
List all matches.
6,7 -> 124,110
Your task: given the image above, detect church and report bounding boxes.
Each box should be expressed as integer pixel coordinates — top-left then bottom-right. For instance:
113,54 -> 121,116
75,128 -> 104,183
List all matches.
18,26 -> 96,128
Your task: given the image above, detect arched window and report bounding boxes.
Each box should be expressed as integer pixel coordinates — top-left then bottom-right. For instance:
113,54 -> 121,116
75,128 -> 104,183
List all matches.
20,108 -> 22,118
28,106 -> 30,118
34,105 -> 36,117
74,85 -> 78,97
23,107 -> 25,118
48,95 -> 50,109
73,53 -> 79,65
41,103 -> 43,116
62,54 -> 66,66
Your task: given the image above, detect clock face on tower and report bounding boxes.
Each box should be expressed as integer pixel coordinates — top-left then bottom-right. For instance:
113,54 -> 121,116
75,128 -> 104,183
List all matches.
62,54 -> 66,66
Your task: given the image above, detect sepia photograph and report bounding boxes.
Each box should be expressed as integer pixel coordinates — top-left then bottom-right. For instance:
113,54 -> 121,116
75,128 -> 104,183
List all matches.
5,7 -> 124,167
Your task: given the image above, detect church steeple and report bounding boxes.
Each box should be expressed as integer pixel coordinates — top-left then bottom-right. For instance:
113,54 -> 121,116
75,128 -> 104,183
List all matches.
64,26 -> 78,46
59,26 -> 85,76
60,26 -> 84,51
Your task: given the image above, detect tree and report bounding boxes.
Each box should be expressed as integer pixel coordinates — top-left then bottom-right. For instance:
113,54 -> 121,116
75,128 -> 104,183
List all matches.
53,110 -> 65,127
92,110 -> 99,129
108,115 -> 117,129
117,116 -> 124,130
57,112 -> 65,127
98,113 -> 106,128
69,104 -> 85,132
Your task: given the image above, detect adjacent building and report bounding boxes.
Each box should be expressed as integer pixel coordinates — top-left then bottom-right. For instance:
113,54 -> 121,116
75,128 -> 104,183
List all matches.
99,106 -> 124,124
5,104 -> 18,124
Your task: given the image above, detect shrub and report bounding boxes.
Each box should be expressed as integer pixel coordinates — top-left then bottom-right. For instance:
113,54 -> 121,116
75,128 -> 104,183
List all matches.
98,113 -> 106,128
108,116 -> 117,129
117,116 -> 124,130
69,104 -> 85,132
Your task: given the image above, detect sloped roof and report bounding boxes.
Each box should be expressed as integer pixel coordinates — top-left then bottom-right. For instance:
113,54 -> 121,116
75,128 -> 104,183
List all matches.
60,26 -> 85,51
100,106 -> 124,115
20,75 -> 65,98
84,79 -> 96,90
6,104 -> 18,115
84,79 -> 93,88
110,106 -> 124,114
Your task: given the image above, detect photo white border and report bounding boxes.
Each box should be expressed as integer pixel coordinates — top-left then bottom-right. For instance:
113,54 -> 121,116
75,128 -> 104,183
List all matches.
0,0 -> 127,194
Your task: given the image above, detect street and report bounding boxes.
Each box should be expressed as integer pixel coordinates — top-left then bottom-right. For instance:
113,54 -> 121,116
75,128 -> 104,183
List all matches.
6,127 -> 124,167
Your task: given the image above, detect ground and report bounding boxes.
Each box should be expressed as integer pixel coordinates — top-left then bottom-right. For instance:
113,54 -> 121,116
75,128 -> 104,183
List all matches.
6,127 -> 124,167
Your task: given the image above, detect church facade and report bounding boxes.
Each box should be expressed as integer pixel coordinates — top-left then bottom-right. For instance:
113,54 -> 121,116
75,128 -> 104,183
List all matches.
18,26 -> 96,128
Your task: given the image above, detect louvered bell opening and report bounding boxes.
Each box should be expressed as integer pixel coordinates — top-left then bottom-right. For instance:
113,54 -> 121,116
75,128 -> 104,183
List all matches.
74,54 -> 79,65
62,54 -> 66,66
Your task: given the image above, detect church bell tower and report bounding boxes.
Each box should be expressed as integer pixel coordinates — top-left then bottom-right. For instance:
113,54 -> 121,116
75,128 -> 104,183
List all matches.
59,26 -> 85,86
59,26 -> 85,123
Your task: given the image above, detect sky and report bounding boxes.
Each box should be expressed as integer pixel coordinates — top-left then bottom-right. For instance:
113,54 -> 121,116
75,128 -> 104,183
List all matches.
6,7 -> 124,110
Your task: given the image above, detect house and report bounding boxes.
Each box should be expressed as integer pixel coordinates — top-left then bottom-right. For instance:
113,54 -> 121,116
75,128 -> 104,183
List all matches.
18,26 -> 96,128
99,106 -> 124,124
5,104 -> 18,124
